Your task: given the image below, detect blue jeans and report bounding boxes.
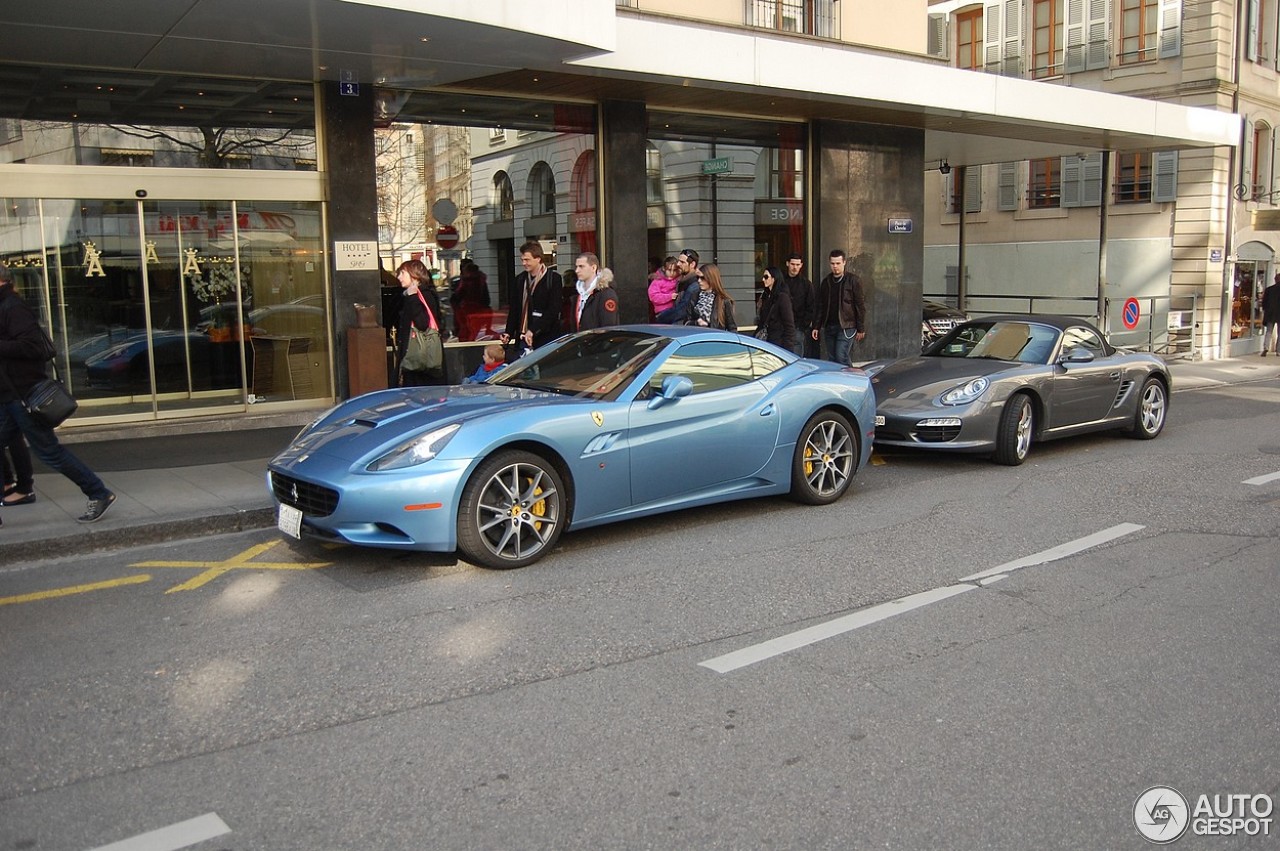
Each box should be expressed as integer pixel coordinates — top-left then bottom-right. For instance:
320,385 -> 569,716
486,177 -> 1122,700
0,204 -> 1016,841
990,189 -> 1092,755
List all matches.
0,400 -> 110,500
822,324 -> 855,366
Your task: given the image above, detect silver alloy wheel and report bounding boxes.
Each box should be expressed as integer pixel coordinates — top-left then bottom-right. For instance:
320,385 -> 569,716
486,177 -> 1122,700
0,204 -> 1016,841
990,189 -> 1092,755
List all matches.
803,418 -> 854,497
473,459 -> 562,564
1014,398 -> 1033,460
1139,380 -> 1167,434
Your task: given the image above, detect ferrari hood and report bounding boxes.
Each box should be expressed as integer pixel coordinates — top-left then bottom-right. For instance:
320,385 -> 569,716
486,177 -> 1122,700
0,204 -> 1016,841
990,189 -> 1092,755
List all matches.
272,385 -> 570,466
871,356 -> 1012,404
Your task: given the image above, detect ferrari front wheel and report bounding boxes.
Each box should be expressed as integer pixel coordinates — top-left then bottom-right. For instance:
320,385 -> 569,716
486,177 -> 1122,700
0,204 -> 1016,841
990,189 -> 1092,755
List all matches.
457,450 -> 566,569
791,410 -> 857,505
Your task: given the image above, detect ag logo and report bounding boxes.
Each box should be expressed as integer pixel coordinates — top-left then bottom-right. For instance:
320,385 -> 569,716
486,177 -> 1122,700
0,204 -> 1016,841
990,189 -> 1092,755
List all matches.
1134,786 -> 1190,843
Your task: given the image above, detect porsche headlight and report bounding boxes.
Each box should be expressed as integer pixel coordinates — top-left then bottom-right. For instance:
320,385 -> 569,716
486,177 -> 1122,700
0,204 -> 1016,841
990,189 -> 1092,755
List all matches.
940,377 -> 989,406
368,423 -> 461,471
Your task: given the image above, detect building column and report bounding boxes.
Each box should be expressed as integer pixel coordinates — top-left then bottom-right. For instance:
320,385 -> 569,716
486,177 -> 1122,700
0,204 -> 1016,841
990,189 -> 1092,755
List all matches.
318,81 -> 382,398
812,120 -> 925,361
600,100 -> 649,324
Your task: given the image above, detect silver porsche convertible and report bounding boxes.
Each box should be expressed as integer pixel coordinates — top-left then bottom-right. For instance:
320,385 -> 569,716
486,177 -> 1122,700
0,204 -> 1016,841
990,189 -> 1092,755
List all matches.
865,315 -> 1170,465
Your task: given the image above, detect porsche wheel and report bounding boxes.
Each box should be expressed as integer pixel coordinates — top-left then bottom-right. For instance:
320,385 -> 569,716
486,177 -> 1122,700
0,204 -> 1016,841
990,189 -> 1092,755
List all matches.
993,393 -> 1033,466
1128,376 -> 1167,440
457,450 -> 565,569
791,410 -> 857,505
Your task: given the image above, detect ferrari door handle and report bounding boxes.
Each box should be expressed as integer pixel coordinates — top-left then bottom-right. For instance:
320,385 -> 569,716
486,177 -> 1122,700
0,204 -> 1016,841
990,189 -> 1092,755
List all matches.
760,404 -> 775,417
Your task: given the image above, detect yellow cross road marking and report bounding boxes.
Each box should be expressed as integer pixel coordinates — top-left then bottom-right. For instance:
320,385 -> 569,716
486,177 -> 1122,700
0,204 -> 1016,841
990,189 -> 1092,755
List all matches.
130,540 -> 332,593
0,574 -> 152,606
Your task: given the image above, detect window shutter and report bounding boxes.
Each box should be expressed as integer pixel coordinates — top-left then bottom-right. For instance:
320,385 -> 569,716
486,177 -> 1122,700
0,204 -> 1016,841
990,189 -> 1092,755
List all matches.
998,161 -> 1019,210
984,3 -> 1003,71
1086,0 -> 1109,69
928,13 -> 949,58
965,165 -> 983,213
1158,0 -> 1182,59
1066,0 -> 1087,72
1061,155 -> 1082,207
1246,0 -> 1259,61
1003,0 -> 1024,76
1272,129 -> 1280,197
1153,150 -> 1179,202
1081,152 -> 1103,206
1064,153 -> 1103,206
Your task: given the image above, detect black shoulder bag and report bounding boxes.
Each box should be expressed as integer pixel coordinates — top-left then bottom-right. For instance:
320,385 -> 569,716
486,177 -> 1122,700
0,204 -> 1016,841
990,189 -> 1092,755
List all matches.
1,323 -> 78,429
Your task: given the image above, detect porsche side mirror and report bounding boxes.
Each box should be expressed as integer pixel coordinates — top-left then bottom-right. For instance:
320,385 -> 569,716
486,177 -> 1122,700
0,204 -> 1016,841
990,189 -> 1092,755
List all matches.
1059,346 -> 1094,365
648,375 -> 694,409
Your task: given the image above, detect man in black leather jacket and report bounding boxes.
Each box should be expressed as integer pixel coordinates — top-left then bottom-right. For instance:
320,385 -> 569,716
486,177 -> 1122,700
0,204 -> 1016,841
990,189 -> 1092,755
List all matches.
0,262 -> 115,524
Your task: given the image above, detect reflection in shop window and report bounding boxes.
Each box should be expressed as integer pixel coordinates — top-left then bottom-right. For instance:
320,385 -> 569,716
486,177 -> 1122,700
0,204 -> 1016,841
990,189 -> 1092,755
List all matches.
528,162 -> 556,216
493,172 -> 515,220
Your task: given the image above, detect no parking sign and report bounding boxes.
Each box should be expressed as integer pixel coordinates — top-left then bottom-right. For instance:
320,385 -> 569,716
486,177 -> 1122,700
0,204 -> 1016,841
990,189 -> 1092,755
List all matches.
1122,297 -> 1141,330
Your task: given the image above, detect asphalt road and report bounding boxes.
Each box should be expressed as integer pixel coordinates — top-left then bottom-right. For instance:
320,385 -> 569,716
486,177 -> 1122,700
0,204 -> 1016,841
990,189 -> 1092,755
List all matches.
2,378 -> 1278,850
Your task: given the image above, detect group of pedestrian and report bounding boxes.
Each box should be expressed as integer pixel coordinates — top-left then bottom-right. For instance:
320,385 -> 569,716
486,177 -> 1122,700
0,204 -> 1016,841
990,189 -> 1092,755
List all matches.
754,250 -> 867,363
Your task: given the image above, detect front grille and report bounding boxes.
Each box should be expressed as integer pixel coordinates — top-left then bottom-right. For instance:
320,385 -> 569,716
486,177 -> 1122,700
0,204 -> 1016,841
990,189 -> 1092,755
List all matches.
915,423 -> 962,442
271,471 -> 339,517
875,427 -> 911,442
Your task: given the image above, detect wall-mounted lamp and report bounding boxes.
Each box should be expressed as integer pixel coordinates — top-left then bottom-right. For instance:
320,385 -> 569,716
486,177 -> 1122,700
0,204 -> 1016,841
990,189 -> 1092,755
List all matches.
938,160 -> 951,175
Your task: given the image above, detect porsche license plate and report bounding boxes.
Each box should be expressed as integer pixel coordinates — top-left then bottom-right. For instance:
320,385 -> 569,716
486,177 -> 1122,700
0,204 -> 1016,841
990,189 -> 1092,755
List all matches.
874,415 -> 885,426
277,503 -> 303,539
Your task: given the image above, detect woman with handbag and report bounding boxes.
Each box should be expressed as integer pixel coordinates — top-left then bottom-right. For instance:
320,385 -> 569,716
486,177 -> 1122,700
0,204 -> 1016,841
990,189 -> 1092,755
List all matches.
395,259 -> 447,387
755,266 -> 798,353
0,262 -> 115,524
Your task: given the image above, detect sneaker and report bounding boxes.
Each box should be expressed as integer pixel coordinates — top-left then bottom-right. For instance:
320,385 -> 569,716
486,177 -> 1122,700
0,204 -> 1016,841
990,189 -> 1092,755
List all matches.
77,493 -> 116,524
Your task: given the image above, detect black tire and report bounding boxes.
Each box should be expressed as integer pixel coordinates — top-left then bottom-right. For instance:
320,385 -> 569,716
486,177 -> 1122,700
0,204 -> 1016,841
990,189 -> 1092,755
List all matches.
456,450 -> 566,569
790,410 -> 858,505
993,393 -> 1033,466
1128,376 -> 1168,440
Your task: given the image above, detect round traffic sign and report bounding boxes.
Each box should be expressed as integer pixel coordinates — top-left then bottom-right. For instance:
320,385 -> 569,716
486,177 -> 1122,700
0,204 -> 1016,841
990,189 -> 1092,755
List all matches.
1122,297 -> 1141,330
436,225 -> 459,249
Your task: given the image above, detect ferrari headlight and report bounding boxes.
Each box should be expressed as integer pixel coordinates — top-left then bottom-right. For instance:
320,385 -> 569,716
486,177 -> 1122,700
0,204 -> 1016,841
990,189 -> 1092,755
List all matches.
368,423 -> 461,471
940,377 -> 989,405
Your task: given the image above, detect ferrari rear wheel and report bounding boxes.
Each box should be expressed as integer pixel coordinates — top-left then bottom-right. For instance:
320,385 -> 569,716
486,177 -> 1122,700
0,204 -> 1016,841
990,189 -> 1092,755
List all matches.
993,393 -> 1033,466
791,410 -> 857,505
457,450 -> 565,569
1128,376 -> 1167,440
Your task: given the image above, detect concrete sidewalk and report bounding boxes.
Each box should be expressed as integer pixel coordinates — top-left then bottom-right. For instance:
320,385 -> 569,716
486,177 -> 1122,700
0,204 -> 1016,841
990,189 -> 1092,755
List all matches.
3,355 -> 1278,563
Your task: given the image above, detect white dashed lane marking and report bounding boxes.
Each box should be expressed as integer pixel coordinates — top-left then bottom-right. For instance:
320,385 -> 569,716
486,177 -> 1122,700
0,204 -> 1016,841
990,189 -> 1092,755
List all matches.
87,813 -> 230,851
700,523 -> 1145,674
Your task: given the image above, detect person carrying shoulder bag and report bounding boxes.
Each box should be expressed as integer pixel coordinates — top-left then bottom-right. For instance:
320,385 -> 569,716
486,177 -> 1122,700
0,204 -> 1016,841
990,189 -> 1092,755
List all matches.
0,262 -> 116,524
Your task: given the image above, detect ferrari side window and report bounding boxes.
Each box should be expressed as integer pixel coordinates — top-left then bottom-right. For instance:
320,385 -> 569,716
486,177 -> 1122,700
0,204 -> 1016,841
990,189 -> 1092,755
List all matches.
747,345 -> 787,378
649,341 -> 754,395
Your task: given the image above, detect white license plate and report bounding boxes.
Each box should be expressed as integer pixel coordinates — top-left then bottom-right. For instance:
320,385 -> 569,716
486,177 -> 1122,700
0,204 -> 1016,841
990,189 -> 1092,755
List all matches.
277,503 -> 303,539
875,415 -> 885,426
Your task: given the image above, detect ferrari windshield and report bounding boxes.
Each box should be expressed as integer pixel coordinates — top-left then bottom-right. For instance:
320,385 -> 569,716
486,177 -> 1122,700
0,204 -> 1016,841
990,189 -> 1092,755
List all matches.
930,320 -> 1059,364
490,329 -> 671,401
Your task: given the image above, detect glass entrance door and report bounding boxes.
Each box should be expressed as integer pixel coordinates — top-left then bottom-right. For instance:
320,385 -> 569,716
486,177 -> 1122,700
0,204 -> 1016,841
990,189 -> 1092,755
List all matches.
3,194 -> 331,424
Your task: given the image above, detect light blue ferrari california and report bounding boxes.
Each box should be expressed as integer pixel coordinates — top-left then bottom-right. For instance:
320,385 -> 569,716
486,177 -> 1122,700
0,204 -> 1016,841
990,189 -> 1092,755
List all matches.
269,326 -> 875,568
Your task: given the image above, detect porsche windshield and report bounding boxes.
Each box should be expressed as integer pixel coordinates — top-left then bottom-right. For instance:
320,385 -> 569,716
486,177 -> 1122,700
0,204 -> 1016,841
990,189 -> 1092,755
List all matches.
930,320 -> 1059,364
490,329 -> 671,401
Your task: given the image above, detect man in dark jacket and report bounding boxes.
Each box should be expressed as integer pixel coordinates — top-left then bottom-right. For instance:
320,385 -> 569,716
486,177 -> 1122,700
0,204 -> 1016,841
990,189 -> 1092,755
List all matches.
1263,272 -> 1280,356
572,253 -> 620,331
503,241 -> 563,354
0,262 -> 115,524
657,248 -> 700,323
812,248 -> 867,365
782,253 -> 817,357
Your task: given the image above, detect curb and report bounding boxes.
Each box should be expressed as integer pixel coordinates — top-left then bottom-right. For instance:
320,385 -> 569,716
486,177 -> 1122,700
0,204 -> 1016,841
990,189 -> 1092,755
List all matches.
4,506 -> 278,564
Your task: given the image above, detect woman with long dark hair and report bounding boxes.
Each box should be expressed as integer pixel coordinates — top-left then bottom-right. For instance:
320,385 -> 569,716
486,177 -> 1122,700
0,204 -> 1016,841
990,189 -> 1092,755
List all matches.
395,259 -> 446,386
686,263 -> 737,331
756,265 -> 797,353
